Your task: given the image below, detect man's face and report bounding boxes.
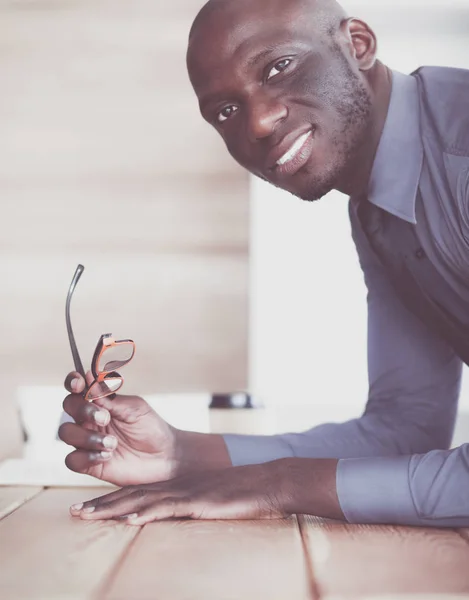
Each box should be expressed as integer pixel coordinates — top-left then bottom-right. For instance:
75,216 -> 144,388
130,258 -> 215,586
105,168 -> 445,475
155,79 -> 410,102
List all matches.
187,0 -> 373,201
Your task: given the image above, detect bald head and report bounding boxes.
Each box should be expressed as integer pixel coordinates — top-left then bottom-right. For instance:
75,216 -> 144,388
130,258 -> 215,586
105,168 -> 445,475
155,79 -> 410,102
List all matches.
187,0 -> 351,100
189,0 -> 348,42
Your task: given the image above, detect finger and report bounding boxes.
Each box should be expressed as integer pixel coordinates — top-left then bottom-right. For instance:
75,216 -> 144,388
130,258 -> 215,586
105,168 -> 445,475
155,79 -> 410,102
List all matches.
85,370 -> 94,387
64,371 -> 94,395
63,394 -> 111,427
128,498 -> 262,522
58,422 -> 118,452
132,495 -> 272,522
64,449 -> 113,476
92,394 -> 152,423
70,486 -> 135,515
75,488 -> 155,520
126,498 -> 192,525
64,371 -> 86,394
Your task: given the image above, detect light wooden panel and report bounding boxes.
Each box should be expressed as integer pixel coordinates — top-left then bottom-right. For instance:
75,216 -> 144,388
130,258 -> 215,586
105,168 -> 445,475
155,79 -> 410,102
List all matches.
321,595 -> 469,600
0,485 -> 42,520
0,0 -> 249,448
104,517 -> 314,600
0,487 -> 139,600
299,516 -> 469,597
1,248 -> 248,395
0,1 -> 237,179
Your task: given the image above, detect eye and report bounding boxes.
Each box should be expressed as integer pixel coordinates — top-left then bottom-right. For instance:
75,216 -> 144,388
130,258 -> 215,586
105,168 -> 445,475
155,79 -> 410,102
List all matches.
217,105 -> 239,123
266,58 -> 293,81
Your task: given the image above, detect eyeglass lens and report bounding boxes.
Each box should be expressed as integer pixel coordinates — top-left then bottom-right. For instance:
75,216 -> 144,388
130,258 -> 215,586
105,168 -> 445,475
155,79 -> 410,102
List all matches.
98,343 -> 134,373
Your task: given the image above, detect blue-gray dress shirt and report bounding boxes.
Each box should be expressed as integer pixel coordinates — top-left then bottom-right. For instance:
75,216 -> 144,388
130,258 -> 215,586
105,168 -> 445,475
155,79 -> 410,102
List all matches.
224,70 -> 469,527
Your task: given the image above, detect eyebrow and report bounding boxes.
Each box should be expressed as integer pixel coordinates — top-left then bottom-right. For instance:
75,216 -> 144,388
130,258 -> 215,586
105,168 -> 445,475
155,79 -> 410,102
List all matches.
245,46 -> 278,69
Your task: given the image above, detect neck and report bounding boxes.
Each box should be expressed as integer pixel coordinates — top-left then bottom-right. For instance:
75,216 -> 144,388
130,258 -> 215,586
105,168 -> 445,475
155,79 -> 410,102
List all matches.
336,62 -> 393,198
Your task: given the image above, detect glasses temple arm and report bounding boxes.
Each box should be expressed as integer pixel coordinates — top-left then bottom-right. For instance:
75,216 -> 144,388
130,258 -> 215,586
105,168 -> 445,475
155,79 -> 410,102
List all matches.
66,265 -> 86,379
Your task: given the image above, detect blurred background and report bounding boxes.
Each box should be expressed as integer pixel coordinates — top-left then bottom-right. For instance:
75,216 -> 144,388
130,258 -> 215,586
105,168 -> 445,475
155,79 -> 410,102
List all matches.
0,0 -> 249,456
1,0 -> 468,460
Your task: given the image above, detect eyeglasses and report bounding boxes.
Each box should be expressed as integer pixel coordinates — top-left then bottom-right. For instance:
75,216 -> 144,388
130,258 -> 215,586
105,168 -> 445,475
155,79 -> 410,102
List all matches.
66,264 -> 136,401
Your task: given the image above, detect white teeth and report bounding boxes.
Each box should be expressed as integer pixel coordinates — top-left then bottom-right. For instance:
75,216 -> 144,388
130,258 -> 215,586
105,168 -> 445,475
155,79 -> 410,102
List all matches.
276,130 -> 312,166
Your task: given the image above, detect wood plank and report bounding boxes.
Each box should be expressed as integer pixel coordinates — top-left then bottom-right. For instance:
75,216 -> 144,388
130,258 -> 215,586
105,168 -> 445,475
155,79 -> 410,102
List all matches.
104,517 -> 314,600
0,487 -> 140,600
321,594 -> 469,600
299,515 -> 469,597
0,485 -> 43,520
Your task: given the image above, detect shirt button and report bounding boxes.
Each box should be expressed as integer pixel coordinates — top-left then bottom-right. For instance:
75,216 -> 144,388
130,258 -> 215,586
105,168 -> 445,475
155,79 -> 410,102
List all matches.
415,248 -> 426,259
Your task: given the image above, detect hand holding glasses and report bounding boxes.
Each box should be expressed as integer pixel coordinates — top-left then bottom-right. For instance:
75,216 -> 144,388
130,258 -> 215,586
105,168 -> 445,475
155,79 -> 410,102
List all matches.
66,264 -> 135,402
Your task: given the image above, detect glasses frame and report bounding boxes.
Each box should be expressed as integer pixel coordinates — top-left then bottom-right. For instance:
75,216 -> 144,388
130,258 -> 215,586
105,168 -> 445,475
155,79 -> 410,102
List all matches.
85,333 -> 136,401
66,264 -> 135,401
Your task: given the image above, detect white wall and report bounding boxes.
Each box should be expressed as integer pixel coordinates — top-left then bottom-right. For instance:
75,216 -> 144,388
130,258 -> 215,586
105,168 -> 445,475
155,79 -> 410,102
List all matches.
249,2 -> 469,417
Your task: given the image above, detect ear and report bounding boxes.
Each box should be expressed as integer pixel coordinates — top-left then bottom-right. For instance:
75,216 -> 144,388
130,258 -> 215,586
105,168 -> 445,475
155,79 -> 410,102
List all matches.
340,18 -> 377,71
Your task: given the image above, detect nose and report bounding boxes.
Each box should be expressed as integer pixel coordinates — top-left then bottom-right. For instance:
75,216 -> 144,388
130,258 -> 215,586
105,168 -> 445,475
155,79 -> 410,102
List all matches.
247,96 -> 288,142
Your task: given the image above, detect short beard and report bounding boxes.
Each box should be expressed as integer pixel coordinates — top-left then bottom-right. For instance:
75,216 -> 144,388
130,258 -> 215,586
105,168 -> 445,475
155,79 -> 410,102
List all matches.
300,44 -> 373,202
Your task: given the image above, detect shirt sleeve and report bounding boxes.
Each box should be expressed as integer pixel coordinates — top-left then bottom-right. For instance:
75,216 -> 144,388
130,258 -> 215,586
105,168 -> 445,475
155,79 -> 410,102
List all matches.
224,200 -> 464,524
338,444 -> 469,527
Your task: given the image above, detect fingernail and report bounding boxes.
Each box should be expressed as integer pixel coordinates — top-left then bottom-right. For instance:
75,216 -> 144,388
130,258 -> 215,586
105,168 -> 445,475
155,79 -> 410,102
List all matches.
89,451 -> 112,461
82,506 -> 95,514
71,378 -> 80,391
71,503 -> 83,512
94,410 -> 109,426
102,436 -> 117,450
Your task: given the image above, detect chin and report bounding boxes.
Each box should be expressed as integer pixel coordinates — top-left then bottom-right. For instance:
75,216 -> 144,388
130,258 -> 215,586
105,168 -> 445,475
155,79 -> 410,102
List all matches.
259,166 -> 336,202
290,178 -> 335,203
262,178 -> 326,203
279,161 -> 339,201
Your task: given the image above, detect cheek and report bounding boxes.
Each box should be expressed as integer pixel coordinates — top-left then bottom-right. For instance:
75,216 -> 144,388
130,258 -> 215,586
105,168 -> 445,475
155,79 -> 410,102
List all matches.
312,128 -> 341,162
222,128 -> 251,168
286,57 -> 332,102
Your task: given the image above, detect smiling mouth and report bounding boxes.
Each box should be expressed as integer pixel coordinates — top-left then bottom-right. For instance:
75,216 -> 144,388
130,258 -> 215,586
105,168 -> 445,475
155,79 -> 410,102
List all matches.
276,130 -> 313,166
270,128 -> 315,178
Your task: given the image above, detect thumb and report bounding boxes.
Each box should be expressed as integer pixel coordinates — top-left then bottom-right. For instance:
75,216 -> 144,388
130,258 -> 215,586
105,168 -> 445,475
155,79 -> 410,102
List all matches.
92,393 -> 152,422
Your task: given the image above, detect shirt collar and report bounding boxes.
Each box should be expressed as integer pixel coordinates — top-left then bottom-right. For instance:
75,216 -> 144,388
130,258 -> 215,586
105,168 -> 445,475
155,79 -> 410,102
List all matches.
367,70 -> 423,225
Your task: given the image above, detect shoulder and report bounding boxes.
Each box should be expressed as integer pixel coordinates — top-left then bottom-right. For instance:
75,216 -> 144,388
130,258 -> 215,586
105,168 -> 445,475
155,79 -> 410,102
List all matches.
413,66 -> 469,155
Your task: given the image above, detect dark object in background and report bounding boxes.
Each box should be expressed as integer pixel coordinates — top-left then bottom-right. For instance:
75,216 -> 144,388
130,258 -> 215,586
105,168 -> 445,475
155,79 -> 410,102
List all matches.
210,393 -> 263,409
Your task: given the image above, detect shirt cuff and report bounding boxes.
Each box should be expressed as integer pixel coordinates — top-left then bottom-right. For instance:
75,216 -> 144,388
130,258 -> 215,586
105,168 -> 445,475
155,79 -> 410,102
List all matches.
337,455 -> 419,525
223,434 -> 295,466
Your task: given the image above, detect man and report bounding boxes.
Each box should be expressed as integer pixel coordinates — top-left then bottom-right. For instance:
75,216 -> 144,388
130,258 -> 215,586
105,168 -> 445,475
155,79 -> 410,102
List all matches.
59,0 -> 469,526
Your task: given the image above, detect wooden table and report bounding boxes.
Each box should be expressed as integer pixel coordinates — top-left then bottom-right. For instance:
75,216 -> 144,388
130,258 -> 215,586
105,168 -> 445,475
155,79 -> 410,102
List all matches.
1,486 -> 469,599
